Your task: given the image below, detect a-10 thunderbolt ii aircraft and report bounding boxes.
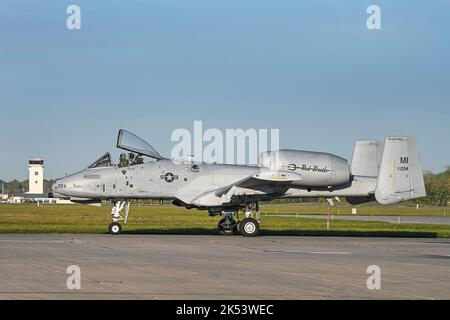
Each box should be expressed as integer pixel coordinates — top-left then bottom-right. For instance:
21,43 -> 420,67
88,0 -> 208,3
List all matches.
53,130 -> 426,237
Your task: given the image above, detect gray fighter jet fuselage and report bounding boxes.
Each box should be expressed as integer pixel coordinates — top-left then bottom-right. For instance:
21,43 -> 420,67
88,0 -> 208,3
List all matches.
53,130 -> 426,237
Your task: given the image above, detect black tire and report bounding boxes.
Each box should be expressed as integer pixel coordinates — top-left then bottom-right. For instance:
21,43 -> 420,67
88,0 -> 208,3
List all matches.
239,218 -> 260,237
218,218 -> 238,236
108,222 -> 122,235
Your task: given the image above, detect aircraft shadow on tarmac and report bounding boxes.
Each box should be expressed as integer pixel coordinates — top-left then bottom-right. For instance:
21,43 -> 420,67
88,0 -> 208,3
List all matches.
118,228 -> 438,238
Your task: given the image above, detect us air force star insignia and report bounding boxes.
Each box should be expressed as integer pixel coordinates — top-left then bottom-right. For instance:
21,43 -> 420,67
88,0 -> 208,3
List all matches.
165,173 -> 174,182
163,172 -> 178,183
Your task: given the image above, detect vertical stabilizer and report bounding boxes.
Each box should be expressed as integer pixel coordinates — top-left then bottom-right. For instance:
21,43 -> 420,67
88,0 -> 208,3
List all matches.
375,137 -> 426,204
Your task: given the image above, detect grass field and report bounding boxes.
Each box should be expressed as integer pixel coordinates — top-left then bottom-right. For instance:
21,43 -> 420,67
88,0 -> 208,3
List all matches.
260,202 -> 449,216
1,203 -> 450,238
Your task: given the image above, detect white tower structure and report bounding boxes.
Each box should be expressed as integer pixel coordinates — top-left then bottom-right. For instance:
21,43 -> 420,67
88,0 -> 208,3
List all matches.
28,159 -> 45,194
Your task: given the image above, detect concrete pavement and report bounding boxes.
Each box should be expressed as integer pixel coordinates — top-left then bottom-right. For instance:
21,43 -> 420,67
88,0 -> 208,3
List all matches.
0,234 -> 449,299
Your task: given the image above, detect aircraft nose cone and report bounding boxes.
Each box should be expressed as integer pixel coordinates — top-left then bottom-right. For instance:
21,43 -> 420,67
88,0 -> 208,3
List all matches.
52,178 -> 66,192
52,181 -> 59,192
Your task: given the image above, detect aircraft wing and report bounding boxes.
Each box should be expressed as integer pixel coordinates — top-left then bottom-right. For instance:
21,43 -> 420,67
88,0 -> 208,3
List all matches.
215,170 -> 302,197
191,170 -> 302,207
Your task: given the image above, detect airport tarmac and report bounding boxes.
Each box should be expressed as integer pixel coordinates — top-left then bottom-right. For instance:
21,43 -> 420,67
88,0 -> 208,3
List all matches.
0,234 -> 449,300
270,214 -> 450,225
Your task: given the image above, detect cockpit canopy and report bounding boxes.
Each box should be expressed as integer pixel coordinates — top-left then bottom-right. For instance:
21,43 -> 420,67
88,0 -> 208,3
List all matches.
88,153 -> 114,169
116,129 -> 164,160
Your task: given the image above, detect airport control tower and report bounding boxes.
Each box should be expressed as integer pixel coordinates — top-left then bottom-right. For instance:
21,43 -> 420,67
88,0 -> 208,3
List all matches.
28,159 -> 44,194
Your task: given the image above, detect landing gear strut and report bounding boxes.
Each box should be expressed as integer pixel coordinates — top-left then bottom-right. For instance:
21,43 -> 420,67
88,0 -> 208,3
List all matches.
108,200 -> 130,235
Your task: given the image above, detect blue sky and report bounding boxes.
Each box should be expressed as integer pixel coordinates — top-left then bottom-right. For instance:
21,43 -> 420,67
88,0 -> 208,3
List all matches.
1,0 -> 449,180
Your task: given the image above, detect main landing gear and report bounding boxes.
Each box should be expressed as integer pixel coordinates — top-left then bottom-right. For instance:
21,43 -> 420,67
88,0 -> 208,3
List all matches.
108,200 -> 130,235
218,214 -> 238,236
239,218 -> 260,237
216,203 -> 261,237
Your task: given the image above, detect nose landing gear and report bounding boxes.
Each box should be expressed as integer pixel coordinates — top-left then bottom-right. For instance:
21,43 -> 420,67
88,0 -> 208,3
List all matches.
108,222 -> 122,235
108,200 -> 130,235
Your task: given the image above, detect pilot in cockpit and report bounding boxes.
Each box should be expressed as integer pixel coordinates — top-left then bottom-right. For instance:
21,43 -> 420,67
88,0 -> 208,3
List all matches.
134,155 -> 144,165
118,153 -> 144,168
118,153 -> 129,168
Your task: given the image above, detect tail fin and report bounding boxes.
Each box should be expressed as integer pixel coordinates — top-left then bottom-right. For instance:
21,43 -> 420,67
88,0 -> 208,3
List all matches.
375,137 -> 426,205
351,140 -> 384,177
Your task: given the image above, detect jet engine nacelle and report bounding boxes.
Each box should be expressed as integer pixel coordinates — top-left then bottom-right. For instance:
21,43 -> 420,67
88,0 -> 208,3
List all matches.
258,150 -> 350,187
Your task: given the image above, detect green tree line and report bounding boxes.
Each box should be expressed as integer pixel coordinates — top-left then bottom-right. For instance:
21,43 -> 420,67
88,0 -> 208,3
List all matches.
0,180 -> 55,194
422,167 -> 450,206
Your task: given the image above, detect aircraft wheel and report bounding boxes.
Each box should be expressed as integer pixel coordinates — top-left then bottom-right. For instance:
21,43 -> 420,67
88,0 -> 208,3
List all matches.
218,218 -> 237,235
239,218 -> 260,237
109,222 -> 122,235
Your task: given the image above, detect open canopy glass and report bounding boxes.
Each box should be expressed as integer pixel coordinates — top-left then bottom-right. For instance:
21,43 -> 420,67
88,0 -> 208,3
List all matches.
116,129 -> 163,160
88,153 -> 113,169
